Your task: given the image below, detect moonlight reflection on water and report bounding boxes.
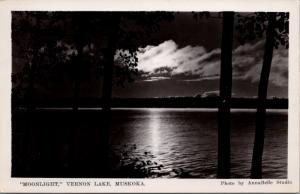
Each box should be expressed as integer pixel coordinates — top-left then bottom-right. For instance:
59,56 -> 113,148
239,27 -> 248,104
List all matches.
110,108 -> 287,178
148,109 -> 161,156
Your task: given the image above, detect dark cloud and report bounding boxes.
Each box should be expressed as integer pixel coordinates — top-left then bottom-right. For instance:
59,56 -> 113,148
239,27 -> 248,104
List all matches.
232,41 -> 288,87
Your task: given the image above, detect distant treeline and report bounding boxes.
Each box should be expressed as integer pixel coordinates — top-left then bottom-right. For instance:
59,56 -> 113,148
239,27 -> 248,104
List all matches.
13,97 -> 288,109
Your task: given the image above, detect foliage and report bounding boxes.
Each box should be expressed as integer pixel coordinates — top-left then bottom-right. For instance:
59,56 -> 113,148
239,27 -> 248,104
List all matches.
11,12 -> 177,99
236,12 -> 289,48
109,144 -> 193,178
109,144 -> 167,178
114,50 -> 139,87
192,11 -> 211,21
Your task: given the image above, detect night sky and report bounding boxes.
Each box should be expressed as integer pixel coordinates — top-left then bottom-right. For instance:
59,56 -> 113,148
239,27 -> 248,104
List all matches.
112,12 -> 288,98
13,12 -> 288,99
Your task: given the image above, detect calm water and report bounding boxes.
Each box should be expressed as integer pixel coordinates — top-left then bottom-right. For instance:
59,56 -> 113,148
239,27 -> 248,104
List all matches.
108,108 -> 287,178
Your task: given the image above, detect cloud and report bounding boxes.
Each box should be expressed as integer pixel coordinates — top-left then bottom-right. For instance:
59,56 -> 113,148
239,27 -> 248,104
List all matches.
232,40 -> 288,87
269,48 -> 288,87
197,90 -> 219,98
136,39 -> 288,87
194,90 -> 239,98
232,41 -> 265,81
143,76 -> 171,82
137,40 -> 219,81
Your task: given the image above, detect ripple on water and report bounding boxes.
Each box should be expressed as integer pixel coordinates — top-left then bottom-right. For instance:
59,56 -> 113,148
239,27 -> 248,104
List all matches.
110,109 -> 287,178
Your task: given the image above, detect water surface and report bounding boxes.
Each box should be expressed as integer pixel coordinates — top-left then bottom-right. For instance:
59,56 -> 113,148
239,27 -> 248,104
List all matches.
108,108 -> 287,178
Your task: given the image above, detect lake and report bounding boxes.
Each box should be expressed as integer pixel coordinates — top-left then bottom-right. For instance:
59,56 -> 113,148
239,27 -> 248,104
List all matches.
108,108 -> 287,178
12,108 -> 287,178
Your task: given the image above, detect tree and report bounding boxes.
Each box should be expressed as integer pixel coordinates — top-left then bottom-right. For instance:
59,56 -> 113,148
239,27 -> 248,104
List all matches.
99,12 -> 174,112
12,12 -> 42,112
12,12 -> 79,110
217,12 -> 234,178
95,12 -> 174,175
193,11 -> 235,178
236,12 -> 289,178
251,13 -> 276,179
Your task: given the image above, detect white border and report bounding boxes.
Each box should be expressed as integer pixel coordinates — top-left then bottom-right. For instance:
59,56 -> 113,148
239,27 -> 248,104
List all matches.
0,0 -> 299,193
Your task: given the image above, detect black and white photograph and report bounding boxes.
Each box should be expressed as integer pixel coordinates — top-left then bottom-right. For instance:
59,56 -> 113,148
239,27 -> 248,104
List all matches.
11,10 -> 289,178
0,0 -> 299,193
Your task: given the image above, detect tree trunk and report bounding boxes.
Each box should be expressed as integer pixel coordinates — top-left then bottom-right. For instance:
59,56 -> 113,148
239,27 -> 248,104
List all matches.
24,16 -> 40,174
251,12 -> 276,179
102,48 -> 114,113
68,14 -> 87,174
72,52 -> 81,112
72,14 -> 87,112
97,15 -> 120,176
26,60 -> 36,112
217,12 -> 234,178
26,17 -> 40,112
102,15 -> 120,113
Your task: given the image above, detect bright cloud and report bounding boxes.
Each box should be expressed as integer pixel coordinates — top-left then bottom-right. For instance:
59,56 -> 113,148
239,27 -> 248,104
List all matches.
137,40 -> 216,81
136,39 -> 288,87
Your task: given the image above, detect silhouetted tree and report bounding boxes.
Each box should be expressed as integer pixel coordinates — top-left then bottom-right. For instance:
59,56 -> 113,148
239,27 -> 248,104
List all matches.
12,12 -> 79,110
67,13 -> 105,112
99,12 -> 174,113
251,13 -> 276,179
12,12 -> 61,173
192,12 -> 235,178
217,12 -> 234,178
12,12 -> 42,112
236,12 -> 289,178
95,12 -> 174,175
